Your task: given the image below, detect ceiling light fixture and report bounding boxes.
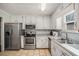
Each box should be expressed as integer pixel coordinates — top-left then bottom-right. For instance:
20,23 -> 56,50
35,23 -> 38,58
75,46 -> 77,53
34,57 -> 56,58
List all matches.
41,3 -> 46,11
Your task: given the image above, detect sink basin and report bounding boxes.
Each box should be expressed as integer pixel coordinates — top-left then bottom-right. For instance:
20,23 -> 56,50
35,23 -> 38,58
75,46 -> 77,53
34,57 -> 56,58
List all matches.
57,39 -> 65,43
57,39 -> 73,44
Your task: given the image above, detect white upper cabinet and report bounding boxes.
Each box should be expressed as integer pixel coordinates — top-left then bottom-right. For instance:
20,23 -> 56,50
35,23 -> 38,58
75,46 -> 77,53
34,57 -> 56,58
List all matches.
43,16 -> 51,29
36,16 -> 51,29
25,16 -> 32,24
36,16 -> 44,29
5,15 -> 51,29
56,17 -> 62,29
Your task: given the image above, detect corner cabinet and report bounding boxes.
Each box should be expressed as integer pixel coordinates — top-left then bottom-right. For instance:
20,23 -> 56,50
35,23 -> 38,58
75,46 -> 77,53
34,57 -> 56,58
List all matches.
51,38 -> 62,56
36,36 -> 48,48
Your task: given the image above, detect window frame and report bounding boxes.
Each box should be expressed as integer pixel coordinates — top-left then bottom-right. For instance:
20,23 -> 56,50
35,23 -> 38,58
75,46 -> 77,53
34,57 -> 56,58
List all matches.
64,10 -> 75,30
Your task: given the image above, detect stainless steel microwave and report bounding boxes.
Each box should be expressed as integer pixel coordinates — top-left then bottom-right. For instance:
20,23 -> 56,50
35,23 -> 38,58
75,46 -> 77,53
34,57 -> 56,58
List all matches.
25,25 -> 35,29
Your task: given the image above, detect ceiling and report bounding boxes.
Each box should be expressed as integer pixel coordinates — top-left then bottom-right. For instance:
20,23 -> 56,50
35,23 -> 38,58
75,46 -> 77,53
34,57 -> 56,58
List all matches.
0,3 -> 60,15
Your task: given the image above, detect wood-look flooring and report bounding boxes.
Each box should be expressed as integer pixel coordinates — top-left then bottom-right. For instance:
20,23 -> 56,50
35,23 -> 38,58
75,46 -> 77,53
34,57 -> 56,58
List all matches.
0,49 -> 50,56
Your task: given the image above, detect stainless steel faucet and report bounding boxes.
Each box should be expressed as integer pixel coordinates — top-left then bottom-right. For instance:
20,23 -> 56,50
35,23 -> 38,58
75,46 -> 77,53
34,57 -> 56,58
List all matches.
66,33 -> 73,44
65,33 -> 69,43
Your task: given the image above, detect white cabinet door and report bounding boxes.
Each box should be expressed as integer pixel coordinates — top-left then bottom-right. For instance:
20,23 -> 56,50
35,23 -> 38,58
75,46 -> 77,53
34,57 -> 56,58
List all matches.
43,17 -> 51,29
51,38 -> 62,56
36,17 -> 44,29
56,17 -> 62,29
36,36 -> 48,48
36,16 -> 51,29
36,36 -> 42,48
51,40 -> 56,56
55,43 -> 62,56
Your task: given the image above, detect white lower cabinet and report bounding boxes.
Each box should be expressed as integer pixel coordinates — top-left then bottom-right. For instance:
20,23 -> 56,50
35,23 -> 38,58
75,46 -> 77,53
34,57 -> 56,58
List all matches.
54,44 -> 62,56
36,36 -> 48,48
51,38 -> 72,56
51,39 -> 62,56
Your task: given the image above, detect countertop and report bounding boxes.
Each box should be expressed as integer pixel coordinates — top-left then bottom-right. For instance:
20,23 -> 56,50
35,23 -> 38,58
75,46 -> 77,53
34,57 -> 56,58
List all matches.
48,36 -> 79,56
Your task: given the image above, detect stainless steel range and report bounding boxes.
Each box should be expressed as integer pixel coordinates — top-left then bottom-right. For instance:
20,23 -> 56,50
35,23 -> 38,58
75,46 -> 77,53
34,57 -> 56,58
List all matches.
24,25 -> 36,50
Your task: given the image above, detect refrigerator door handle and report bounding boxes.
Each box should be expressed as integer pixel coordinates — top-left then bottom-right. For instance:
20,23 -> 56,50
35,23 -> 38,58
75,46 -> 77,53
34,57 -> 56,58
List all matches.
10,28 -> 13,48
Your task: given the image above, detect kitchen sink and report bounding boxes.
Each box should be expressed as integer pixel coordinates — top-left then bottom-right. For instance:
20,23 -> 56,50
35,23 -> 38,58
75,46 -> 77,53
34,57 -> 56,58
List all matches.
57,39 -> 73,44
57,38 -> 79,50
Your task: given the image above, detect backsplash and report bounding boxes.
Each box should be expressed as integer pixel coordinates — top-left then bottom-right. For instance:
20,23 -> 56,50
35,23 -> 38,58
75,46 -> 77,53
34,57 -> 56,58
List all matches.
67,32 -> 79,44
61,31 -> 79,44
61,32 -> 66,39
36,31 -> 50,35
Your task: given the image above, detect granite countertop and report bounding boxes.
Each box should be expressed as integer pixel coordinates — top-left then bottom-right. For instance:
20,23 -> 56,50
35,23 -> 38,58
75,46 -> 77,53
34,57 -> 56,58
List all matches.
48,36 -> 79,56
61,44 -> 79,56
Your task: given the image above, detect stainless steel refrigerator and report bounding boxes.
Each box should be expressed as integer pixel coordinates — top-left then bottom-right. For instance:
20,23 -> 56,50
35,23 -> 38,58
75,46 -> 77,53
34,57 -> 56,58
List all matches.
4,23 -> 22,50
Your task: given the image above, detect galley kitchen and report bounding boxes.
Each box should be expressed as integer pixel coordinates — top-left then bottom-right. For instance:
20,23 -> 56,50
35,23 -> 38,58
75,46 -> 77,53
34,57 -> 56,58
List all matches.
0,3 -> 79,56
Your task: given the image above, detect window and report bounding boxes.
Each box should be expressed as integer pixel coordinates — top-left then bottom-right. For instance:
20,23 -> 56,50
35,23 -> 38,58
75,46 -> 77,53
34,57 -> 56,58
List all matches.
66,12 -> 74,22
65,10 -> 75,30
67,23 -> 74,30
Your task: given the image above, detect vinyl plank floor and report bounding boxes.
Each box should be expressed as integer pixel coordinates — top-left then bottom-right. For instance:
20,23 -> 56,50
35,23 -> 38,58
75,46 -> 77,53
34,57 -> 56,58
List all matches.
0,49 -> 50,56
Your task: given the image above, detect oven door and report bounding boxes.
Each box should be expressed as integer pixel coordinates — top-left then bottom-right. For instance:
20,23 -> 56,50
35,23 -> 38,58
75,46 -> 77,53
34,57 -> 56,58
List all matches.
24,37 -> 35,45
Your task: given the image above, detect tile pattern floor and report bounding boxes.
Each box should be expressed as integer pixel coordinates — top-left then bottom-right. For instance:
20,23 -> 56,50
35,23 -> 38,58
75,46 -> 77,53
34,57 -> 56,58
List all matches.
0,49 -> 50,56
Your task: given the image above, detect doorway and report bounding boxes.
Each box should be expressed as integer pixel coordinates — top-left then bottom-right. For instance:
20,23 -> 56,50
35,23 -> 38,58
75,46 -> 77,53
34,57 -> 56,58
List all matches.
0,17 -> 2,51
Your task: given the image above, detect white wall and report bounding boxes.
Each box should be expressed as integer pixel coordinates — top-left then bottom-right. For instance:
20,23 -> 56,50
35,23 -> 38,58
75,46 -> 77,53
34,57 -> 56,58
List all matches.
0,9 -> 10,51
50,3 -> 75,30
74,4 -> 79,31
